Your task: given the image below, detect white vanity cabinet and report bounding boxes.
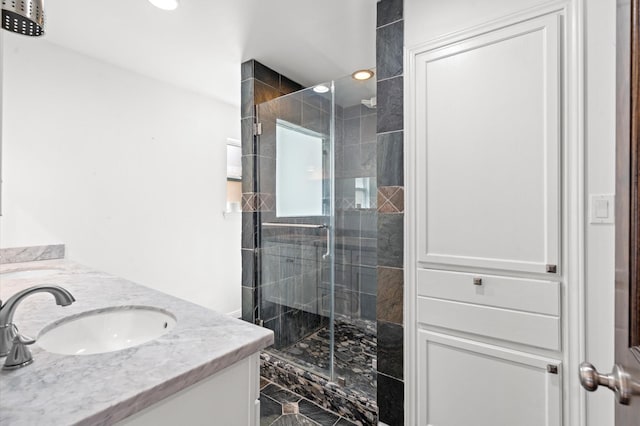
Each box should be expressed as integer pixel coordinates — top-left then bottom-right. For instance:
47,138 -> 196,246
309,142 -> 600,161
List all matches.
407,8 -> 568,426
117,353 -> 261,426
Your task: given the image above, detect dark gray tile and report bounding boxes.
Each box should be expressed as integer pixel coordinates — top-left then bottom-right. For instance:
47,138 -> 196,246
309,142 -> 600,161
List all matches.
261,298 -> 283,322
254,61 -> 281,88
280,75 -> 304,95
279,95 -> 303,126
242,79 -> 255,119
358,238 -> 378,267
255,79 -> 282,105
360,210 -> 377,238
377,76 -> 403,134
242,249 -> 255,287
242,155 -> 255,193
358,266 -> 377,295
242,117 -> 255,156
270,414 -> 317,426
261,383 -> 302,404
241,286 -> 255,323
378,213 -> 403,267
241,60 -> 254,81
360,113 -> 377,143
302,102 -> 328,135
377,0 -> 403,27
303,89 -> 331,112
242,212 -> 258,249
343,104 -> 362,120
344,145 -> 360,178
343,118 -> 361,145
258,156 -> 277,194
298,399 -> 339,425
360,293 -> 377,321
260,394 -> 283,426
377,373 -> 404,426
340,210 -> 360,237
265,315 -> 283,348
377,266 -> 403,325
377,20 -> 404,80
377,131 -> 403,187
360,142 -> 377,176
378,321 -> 403,379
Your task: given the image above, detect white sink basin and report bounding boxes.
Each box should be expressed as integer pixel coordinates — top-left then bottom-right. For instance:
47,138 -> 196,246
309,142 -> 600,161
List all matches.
37,306 -> 177,355
0,269 -> 62,280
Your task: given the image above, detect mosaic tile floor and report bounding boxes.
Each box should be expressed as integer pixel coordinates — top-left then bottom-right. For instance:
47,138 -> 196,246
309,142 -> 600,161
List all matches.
260,379 -> 357,426
269,319 -> 377,399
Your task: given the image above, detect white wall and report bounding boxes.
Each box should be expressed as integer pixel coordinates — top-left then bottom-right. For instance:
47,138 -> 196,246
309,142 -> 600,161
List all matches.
584,0 -> 617,423
406,0 -> 616,424
0,36 -> 242,316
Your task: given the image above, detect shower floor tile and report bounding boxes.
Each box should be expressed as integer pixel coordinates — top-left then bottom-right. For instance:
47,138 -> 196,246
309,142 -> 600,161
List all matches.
269,319 -> 377,398
260,380 -> 356,426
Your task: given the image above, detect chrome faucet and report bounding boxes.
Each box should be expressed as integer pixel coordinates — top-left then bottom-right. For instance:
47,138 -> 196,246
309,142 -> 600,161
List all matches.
0,285 -> 75,368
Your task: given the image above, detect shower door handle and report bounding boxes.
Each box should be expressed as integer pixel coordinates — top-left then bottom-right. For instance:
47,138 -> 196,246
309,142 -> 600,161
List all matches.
322,225 -> 331,260
261,223 -> 331,260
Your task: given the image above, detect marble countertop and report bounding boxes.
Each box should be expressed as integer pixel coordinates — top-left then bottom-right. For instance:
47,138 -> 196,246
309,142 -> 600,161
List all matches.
0,259 -> 273,426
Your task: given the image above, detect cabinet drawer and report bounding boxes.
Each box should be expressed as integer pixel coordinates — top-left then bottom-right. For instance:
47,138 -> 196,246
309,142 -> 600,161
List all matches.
417,269 -> 560,315
417,269 -> 561,350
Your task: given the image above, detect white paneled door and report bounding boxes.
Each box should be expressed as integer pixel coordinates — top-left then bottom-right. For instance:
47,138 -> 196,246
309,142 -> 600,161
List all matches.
415,14 -> 561,275
408,9 -> 568,426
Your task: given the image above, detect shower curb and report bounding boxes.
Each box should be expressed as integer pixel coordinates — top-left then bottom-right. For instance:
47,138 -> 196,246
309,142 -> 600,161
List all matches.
260,352 -> 378,426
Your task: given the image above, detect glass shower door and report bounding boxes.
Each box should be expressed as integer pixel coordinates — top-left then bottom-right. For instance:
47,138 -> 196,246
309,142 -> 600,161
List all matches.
255,83 -> 336,380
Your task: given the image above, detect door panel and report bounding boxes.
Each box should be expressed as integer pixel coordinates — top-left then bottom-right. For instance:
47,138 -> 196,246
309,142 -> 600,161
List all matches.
415,14 -> 561,275
418,330 -> 562,426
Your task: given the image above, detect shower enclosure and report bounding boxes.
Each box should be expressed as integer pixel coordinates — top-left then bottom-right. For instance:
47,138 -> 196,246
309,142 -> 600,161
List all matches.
254,74 -> 378,399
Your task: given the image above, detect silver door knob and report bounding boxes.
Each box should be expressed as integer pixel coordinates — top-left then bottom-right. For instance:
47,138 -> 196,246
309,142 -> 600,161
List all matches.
579,362 -> 640,405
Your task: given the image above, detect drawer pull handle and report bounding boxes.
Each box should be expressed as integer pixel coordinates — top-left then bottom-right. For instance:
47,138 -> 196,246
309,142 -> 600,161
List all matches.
473,277 -> 483,286
546,264 -> 557,273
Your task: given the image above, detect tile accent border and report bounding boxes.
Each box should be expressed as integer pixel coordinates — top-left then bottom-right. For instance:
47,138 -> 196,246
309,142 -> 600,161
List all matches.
377,186 -> 404,213
0,244 -> 65,264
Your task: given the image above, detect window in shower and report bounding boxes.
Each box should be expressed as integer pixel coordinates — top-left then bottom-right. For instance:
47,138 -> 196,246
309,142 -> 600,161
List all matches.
275,119 -> 325,217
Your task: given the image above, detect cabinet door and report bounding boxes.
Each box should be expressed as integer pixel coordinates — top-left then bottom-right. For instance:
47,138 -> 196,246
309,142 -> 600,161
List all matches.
414,14 -> 561,274
418,330 -> 562,426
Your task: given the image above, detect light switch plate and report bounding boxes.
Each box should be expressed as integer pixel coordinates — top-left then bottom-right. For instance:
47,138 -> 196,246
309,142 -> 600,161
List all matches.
589,194 -> 615,224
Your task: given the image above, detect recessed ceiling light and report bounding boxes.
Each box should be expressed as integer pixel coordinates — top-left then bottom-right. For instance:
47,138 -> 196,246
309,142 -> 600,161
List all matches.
148,0 -> 179,10
352,69 -> 374,81
313,85 -> 330,94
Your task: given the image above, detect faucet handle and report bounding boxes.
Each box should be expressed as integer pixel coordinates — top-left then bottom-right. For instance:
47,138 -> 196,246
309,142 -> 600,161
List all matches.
3,333 -> 35,370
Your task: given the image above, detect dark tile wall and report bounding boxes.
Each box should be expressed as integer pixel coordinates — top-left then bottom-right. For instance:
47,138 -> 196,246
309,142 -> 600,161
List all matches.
332,103 -> 378,322
240,60 -> 304,325
241,60 -> 333,349
375,0 -> 405,424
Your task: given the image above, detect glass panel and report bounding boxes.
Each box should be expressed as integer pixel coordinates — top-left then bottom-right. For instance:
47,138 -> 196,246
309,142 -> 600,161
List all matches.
331,73 -> 377,398
256,73 -> 378,401
256,84 -> 335,380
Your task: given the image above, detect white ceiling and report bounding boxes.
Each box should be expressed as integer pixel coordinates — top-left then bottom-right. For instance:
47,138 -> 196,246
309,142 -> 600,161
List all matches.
39,0 -> 377,107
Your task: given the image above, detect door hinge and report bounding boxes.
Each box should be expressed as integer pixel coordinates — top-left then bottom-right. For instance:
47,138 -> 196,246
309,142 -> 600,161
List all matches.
255,318 -> 264,327
253,122 -> 263,136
